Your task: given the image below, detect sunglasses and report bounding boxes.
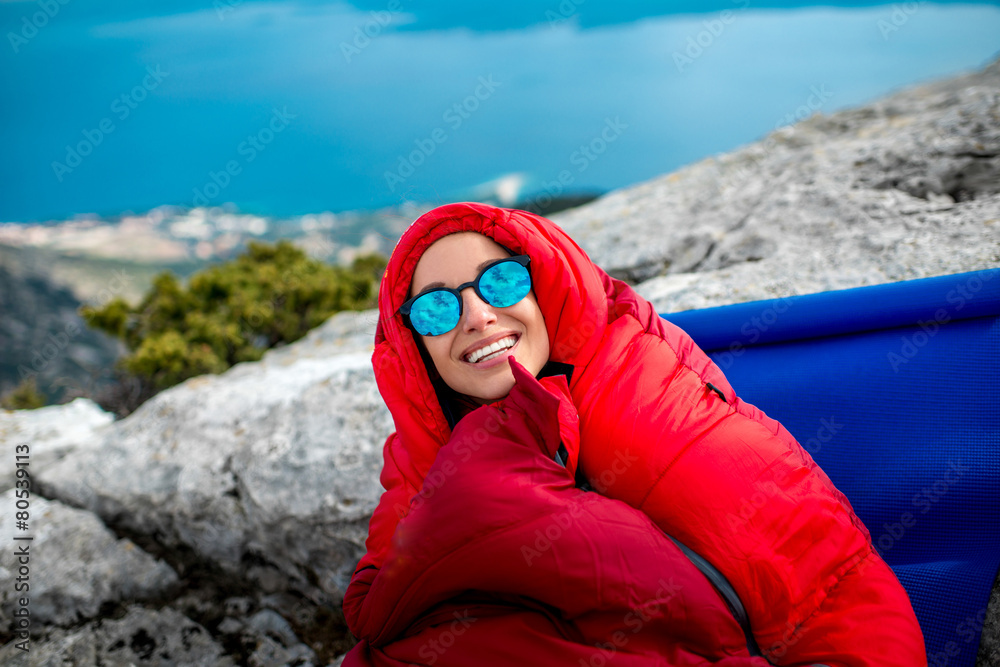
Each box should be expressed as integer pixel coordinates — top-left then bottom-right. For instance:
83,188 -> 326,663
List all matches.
400,255 -> 532,336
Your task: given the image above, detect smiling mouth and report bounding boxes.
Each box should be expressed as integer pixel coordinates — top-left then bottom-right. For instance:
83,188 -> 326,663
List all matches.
465,335 -> 518,364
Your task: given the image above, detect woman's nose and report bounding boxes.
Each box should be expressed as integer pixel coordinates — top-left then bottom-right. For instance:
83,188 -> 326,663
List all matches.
461,288 -> 498,332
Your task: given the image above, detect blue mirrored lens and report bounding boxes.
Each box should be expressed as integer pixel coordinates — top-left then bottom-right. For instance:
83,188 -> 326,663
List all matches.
409,290 -> 461,336
480,261 -> 531,307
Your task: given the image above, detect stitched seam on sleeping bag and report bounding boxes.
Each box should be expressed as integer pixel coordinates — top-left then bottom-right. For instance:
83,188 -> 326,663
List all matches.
763,545 -> 877,657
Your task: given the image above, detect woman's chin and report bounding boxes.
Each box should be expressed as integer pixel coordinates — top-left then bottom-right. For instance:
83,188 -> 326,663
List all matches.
463,364 -> 516,404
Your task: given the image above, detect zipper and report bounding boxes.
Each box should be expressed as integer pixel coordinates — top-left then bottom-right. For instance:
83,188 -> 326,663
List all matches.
663,533 -> 769,660
554,443 -> 766,660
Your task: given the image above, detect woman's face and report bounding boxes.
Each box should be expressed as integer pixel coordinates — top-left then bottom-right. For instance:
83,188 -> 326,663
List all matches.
409,232 -> 550,403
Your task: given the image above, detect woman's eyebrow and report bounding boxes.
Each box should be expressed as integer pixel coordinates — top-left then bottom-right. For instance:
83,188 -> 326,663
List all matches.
414,259 -> 500,294
416,281 -> 446,292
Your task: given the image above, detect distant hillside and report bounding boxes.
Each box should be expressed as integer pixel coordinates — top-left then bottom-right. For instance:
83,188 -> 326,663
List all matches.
0,244 -> 123,403
1,242 -> 205,305
0,204 -> 420,405
0,205 -> 414,289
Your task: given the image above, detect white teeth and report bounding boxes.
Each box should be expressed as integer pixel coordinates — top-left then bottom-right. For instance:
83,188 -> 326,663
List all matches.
478,349 -> 506,363
467,336 -> 517,363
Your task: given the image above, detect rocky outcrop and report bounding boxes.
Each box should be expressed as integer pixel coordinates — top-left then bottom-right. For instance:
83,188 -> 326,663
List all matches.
36,310 -> 386,605
552,58 -> 1000,313
0,493 -> 178,634
14,309 -> 380,665
0,606 -> 233,667
3,59 -> 999,665
0,398 -> 112,493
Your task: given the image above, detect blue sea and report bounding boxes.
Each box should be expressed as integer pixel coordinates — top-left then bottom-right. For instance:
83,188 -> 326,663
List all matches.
1,0 -> 999,222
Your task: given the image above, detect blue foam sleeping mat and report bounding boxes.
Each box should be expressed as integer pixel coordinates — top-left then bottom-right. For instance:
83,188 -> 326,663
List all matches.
662,268 -> 1000,667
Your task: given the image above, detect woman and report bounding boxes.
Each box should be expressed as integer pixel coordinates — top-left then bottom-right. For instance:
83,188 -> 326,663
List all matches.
342,202 -> 925,666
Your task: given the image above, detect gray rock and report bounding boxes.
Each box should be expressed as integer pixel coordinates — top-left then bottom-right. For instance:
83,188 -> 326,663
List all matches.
218,608 -> 318,667
263,308 -> 379,361
208,609 -> 318,667
0,605 -> 233,667
551,60 -> 1000,314
0,492 -> 178,633
979,578 -> 1000,666
36,308 -> 391,607
246,609 -> 304,652
246,634 -> 315,667
0,398 -> 113,493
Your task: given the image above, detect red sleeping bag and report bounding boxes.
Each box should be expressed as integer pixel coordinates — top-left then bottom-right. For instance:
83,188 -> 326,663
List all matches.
343,203 -> 925,666
345,363 -> 767,666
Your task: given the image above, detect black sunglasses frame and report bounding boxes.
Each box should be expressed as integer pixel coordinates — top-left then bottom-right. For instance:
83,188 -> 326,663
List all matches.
399,255 -> 532,336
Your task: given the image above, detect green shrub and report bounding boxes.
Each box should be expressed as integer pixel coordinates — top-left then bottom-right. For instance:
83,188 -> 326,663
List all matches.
82,241 -> 385,404
0,377 -> 47,410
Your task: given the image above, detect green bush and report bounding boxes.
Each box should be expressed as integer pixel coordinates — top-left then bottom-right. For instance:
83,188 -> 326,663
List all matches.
82,241 -> 385,402
1,377 -> 47,410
